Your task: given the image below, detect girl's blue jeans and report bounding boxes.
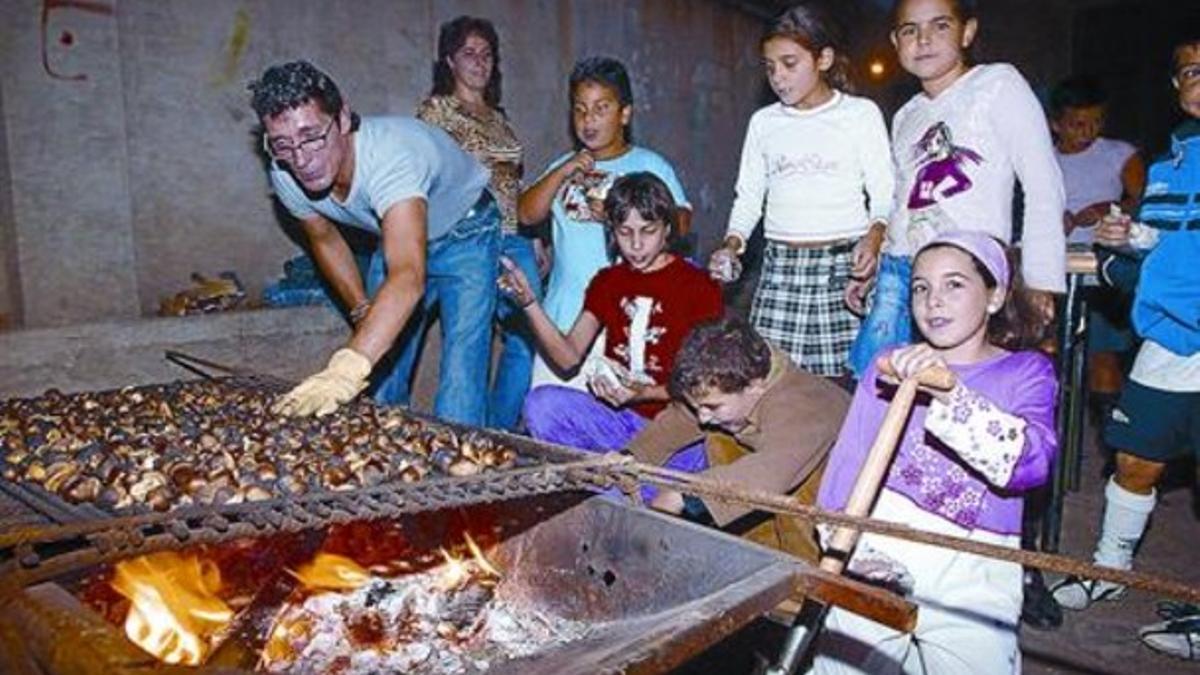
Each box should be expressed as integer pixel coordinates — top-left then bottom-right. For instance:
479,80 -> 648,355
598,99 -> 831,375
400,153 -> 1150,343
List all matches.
847,254 -> 913,378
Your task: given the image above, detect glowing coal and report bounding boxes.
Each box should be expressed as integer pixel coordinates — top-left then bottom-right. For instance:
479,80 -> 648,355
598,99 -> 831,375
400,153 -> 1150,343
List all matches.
261,535 -> 587,674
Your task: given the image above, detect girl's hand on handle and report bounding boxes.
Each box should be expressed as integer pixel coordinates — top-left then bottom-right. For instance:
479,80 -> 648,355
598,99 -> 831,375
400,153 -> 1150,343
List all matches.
1073,201 -> 1113,228
497,255 -> 536,309
878,345 -> 958,402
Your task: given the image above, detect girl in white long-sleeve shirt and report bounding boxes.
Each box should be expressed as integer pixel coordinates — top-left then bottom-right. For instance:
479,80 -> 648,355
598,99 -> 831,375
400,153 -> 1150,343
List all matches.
708,3 -> 894,378
846,0 -> 1066,378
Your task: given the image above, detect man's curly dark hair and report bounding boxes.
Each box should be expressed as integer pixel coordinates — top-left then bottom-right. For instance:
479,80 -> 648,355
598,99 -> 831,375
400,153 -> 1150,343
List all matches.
249,60 -> 352,124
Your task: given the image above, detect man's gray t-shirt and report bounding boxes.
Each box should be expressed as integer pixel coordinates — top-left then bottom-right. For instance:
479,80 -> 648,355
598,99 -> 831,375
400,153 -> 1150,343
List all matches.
270,116 -> 490,241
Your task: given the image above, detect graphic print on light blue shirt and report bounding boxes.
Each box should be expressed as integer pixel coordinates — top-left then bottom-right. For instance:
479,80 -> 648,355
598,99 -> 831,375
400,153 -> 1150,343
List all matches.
538,146 -> 689,333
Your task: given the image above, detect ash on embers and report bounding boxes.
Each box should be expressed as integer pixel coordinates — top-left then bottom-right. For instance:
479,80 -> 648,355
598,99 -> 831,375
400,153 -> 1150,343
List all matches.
261,536 -> 588,674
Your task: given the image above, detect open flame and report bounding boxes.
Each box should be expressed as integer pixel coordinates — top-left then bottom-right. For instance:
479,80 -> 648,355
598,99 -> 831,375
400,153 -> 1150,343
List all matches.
436,532 -> 504,591
287,552 -> 371,592
110,551 -> 234,665
107,532 -> 505,668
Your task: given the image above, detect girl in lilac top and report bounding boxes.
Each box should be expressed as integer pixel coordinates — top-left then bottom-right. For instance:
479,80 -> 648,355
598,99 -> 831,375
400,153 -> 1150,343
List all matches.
811,230 -> 1058,674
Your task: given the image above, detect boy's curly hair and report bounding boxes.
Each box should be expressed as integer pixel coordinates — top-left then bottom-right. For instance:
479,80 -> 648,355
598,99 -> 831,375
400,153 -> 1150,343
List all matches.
669,317 -> 769,399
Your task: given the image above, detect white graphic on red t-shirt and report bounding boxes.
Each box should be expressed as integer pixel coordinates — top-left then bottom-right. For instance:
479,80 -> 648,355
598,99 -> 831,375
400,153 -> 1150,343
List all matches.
613,296 -> 666,378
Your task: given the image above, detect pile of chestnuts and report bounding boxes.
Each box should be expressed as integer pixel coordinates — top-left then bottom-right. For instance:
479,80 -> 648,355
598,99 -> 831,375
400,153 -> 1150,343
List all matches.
0,380 -> 520,513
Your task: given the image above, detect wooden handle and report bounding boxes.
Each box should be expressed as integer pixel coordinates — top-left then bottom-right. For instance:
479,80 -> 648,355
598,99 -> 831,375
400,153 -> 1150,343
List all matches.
820,357 -> 953,574
875,356 -> 957,391
820,376 -> 922,574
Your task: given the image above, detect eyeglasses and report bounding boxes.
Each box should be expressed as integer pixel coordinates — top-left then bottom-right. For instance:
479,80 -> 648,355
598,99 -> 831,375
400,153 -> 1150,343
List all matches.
263,117 -> 338,161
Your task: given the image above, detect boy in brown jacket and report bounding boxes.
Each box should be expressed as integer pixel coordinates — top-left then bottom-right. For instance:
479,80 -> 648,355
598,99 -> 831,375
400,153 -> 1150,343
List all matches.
626,316 -> 850,561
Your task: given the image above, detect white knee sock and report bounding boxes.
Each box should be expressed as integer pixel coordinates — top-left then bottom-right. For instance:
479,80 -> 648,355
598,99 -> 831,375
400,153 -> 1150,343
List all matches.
1094,477 -> 1156,570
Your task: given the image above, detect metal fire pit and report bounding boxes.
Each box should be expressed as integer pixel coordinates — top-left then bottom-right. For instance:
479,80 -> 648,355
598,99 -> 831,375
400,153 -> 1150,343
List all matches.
3,492 -> 800,675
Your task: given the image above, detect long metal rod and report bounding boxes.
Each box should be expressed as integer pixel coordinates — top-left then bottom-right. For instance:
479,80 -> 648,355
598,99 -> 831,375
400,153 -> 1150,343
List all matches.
0,455 -> 623,597
616,462 -> 1200,604
765,602 -> 826,675
164,349 -> 294,389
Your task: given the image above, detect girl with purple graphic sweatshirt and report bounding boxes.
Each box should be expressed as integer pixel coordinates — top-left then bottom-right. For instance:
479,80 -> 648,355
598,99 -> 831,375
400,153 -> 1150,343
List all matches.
811,231 -> 1058,674
846,0 -> 1065,378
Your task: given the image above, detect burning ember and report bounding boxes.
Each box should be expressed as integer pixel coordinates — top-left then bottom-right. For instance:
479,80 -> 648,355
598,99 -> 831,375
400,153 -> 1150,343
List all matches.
98,530 -> 586,673
262,533 -> 587,674
288,552 -> 372,591
110,551 -> 234,665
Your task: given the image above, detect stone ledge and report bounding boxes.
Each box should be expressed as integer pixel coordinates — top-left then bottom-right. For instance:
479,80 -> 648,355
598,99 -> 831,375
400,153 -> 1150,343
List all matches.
0,306 -> 347,398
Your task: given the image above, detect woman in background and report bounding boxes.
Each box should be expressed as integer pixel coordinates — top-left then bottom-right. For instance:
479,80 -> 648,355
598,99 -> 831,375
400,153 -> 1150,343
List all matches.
418,15 -> 538,431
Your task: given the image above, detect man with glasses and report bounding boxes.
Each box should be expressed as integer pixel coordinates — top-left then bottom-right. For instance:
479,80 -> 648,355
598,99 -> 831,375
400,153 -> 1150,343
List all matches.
250,60 -> 498,425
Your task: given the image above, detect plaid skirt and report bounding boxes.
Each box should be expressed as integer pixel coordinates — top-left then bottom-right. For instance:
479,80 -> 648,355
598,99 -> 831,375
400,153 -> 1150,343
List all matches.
750,240 -> 860,377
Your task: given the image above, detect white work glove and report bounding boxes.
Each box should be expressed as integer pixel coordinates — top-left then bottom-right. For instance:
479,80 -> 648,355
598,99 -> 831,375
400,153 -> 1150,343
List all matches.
272,348 -> 372,417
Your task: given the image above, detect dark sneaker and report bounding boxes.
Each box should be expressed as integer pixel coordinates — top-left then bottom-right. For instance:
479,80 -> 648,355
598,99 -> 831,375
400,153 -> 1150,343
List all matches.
1022,572 -> 1063,631
1140,602 -> 1200,660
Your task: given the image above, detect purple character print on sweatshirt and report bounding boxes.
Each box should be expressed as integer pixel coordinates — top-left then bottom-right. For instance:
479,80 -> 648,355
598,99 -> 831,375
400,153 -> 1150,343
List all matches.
907,122 -> 984,210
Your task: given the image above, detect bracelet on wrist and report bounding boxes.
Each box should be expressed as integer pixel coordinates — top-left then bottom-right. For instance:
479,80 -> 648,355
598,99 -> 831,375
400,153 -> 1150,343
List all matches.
349,300 -> 371,325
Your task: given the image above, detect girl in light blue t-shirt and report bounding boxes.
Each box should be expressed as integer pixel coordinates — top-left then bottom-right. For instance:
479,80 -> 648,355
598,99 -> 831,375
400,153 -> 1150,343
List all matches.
518,56 -> 689,390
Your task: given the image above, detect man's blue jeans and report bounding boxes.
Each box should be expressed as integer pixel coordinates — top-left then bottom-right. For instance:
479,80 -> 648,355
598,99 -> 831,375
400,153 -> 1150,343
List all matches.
847,254 -> 913,377
489,234 -> 542,430
366,194 -> 500,426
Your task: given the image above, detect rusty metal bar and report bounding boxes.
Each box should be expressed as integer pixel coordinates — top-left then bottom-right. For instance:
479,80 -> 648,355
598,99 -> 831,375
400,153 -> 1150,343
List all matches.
610,462 -> 1200,604
0,455 -> 623,596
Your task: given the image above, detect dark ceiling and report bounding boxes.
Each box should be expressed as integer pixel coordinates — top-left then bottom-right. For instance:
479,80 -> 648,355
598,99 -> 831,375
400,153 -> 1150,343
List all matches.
720,0 -> 893,21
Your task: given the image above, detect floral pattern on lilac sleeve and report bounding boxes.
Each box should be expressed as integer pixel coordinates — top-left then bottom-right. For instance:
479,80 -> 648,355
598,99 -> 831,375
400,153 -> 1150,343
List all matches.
925,384 -> 1027,488
891,430 -> 988,528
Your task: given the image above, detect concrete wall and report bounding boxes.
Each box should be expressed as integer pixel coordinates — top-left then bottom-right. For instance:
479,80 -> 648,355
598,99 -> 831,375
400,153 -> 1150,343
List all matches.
0,0 -> 766,329
0,306 -> 345,398
3,0 -> 141,327
0,83 -> 18,329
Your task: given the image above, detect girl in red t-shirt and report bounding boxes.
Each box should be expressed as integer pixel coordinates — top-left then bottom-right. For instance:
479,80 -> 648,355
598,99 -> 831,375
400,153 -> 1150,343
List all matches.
499,172 -> 723,485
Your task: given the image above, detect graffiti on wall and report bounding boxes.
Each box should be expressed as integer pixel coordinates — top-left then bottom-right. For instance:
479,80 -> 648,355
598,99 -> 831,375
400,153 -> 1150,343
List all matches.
41,0 -> 114,81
